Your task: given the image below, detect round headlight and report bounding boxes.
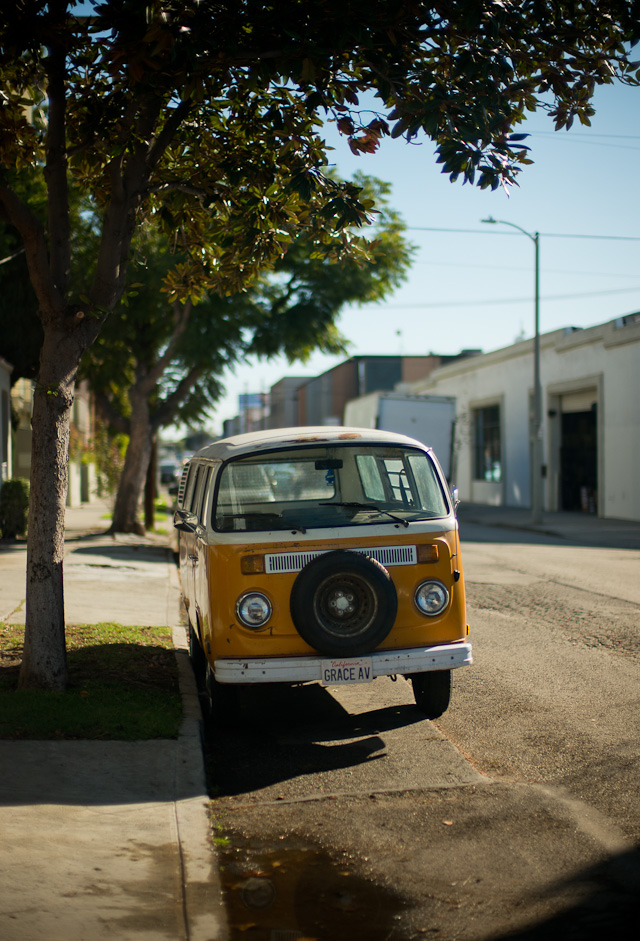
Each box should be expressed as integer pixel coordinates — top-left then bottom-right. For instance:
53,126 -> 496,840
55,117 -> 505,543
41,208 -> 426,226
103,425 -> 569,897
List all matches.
236,592 -> 272,629
414,580 -> 449,616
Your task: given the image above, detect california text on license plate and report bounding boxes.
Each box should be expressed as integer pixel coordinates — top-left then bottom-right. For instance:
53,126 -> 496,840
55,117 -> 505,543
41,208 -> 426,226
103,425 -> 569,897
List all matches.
320,657 -> 373,685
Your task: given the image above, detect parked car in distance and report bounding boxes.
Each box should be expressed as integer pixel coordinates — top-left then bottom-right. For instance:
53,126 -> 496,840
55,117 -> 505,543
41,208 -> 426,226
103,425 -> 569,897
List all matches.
174,426 -> 471,722
160,461 -> 181,485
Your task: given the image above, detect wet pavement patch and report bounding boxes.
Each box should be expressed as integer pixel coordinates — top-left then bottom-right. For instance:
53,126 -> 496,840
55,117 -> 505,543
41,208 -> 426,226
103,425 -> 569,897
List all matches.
218,830 -> 408,939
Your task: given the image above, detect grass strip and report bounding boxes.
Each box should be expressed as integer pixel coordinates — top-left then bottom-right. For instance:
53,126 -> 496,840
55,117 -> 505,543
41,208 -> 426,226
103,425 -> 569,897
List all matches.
0,622 -> 182,740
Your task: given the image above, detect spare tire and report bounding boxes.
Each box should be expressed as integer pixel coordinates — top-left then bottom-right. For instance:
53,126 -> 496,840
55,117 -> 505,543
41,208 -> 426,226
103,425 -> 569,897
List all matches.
290,550 -> 398,657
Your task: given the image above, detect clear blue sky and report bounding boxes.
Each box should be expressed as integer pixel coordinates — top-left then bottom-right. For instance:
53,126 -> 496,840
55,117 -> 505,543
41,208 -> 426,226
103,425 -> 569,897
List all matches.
206,79 -> 640,435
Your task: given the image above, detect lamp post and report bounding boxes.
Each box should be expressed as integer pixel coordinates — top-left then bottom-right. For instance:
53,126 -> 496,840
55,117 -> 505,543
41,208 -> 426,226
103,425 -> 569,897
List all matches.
481,217 -> 543,524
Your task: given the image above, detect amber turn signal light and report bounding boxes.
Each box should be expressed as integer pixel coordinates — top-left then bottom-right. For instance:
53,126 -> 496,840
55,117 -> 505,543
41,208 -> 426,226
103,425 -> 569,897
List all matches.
241,555 -> 265,575
417,544 -> 439,564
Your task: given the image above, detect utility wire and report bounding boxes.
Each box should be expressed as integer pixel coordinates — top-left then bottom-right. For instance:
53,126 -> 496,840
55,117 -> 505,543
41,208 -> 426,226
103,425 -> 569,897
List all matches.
532,130 -> 640,141
405,226 -> 640,241
411,258 -> 640,279
361,285 -> 640,310
529,136 -> 640,152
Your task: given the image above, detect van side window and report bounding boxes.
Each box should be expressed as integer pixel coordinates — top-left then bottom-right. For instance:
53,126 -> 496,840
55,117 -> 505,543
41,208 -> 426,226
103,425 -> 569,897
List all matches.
408,454 -> 448,515
184,464 -> 200,513
195,466 -> 212,522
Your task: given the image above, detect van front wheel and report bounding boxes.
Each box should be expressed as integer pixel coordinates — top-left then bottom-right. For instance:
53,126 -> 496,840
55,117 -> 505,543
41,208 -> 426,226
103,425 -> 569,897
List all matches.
410,670 -> 451,719
205,663 -> 239,726
188,622 -> 207,686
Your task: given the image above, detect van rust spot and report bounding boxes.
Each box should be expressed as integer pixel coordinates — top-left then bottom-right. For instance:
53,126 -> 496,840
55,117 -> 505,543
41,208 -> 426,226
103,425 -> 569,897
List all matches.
284,436 -> 329,443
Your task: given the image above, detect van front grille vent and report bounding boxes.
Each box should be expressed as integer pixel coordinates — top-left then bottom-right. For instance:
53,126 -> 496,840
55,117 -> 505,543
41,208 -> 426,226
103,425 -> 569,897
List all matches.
264,545 -> 417,575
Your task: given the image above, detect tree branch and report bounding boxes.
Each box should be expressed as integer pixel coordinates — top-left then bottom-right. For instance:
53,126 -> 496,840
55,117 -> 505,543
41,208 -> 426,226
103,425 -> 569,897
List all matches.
139,299 -> 193,394
44,16 -> 71,301
147,99 -> 192,172
94,391 -> 129,436
148,181 -> 220,199
91,95 -> 166,310
153,364 -> 205,431
0,181 -> 63,321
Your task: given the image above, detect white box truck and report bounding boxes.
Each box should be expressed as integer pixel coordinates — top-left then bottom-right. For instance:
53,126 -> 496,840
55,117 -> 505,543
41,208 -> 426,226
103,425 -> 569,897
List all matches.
344,392 -> 457,480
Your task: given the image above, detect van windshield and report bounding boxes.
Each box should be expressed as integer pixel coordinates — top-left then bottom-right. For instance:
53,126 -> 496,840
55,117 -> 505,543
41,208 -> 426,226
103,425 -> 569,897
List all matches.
213,444 -> 449,532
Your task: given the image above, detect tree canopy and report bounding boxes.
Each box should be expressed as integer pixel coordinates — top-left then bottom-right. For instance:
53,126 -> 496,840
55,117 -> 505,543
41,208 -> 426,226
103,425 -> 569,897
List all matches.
0,228 -> 42,381
85,173 -> 414,533
1,0 -> 638,689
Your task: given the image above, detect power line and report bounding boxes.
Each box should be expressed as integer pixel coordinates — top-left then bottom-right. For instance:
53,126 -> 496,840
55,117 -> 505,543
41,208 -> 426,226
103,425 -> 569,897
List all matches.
411,257 -> 640,280
529,135 -> 640,153
542,231 -> 640,241
360,285 -> 640,310
405,226 -> 640,241
532,130 -> 640,141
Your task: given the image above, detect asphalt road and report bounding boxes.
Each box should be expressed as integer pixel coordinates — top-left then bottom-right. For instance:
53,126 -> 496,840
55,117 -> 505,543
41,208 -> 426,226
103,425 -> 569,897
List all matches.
440,521 -> 640,842
208,521 -> 640,940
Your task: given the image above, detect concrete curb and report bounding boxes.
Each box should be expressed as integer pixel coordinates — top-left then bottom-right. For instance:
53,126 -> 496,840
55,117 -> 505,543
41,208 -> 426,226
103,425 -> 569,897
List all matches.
172,619 -> 229,941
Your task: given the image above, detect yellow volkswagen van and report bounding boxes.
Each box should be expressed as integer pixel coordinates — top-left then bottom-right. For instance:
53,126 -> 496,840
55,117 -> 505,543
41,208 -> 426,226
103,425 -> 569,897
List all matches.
174,427 -> 471,720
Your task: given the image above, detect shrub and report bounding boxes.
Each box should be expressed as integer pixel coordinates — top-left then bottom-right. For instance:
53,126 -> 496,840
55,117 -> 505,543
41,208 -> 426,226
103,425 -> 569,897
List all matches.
92,425 -> 128,497
0,477 -> 30,539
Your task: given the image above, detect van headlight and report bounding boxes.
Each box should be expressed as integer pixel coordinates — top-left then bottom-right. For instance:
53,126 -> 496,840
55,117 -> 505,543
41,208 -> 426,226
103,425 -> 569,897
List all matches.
414,580 -> 449,616
236,592 -> 272,628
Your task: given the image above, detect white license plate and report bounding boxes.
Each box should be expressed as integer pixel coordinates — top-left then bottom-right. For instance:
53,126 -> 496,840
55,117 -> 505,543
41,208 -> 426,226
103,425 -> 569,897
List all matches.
320,657 -> 373,686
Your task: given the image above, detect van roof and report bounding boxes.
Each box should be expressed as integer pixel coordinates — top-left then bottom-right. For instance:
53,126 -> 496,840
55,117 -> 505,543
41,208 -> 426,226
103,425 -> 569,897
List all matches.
190,426 -> 429,462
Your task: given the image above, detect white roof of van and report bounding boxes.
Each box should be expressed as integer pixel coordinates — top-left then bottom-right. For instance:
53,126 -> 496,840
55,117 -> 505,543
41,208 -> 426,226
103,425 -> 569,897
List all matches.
190,426 -> 429,462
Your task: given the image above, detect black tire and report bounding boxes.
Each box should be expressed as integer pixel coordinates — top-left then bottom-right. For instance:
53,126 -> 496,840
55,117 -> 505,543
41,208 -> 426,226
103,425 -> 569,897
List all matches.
204,662 -> 239,726
290,549 -> 398,657
411,670 -> 452,719
188,621 -> 207,688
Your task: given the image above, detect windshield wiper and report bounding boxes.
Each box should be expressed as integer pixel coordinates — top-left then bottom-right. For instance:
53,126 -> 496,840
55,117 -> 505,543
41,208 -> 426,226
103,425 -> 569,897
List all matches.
328,502 -> 409,528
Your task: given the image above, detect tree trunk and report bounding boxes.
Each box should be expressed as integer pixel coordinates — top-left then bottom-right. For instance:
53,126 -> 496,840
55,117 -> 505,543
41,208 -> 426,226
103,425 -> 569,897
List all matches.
18,329 -> 78,690
144,437 -> 157,531
110,387 -> 153,534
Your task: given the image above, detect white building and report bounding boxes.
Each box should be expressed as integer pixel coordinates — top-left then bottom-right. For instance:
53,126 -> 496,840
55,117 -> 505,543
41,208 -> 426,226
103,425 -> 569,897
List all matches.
406,314 -> 640,522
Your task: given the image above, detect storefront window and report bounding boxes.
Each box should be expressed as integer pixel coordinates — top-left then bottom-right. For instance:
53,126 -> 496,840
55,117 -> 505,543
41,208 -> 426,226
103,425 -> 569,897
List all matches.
473,405 -> 502,482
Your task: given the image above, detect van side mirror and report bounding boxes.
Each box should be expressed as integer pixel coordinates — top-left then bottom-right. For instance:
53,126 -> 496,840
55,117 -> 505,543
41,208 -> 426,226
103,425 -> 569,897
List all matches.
451,486 -> 460,510
173,508 -> 198,532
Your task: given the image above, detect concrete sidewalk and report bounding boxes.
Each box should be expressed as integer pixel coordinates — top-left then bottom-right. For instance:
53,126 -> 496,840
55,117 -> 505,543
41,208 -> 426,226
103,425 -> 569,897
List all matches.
0,500 -> 228,941
458,502 -> 640,550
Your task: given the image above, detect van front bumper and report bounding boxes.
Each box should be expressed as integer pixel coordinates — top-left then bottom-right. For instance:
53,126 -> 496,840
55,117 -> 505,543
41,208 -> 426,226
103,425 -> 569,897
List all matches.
213,640 -> 472,685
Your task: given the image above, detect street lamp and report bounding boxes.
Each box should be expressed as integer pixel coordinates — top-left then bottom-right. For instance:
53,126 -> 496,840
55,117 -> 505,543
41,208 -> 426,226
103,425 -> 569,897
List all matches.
481,216 -> 543,524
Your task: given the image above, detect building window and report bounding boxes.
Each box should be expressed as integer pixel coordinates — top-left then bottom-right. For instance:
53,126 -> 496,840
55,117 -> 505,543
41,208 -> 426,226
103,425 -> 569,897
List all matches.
473,405 -> 502,482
